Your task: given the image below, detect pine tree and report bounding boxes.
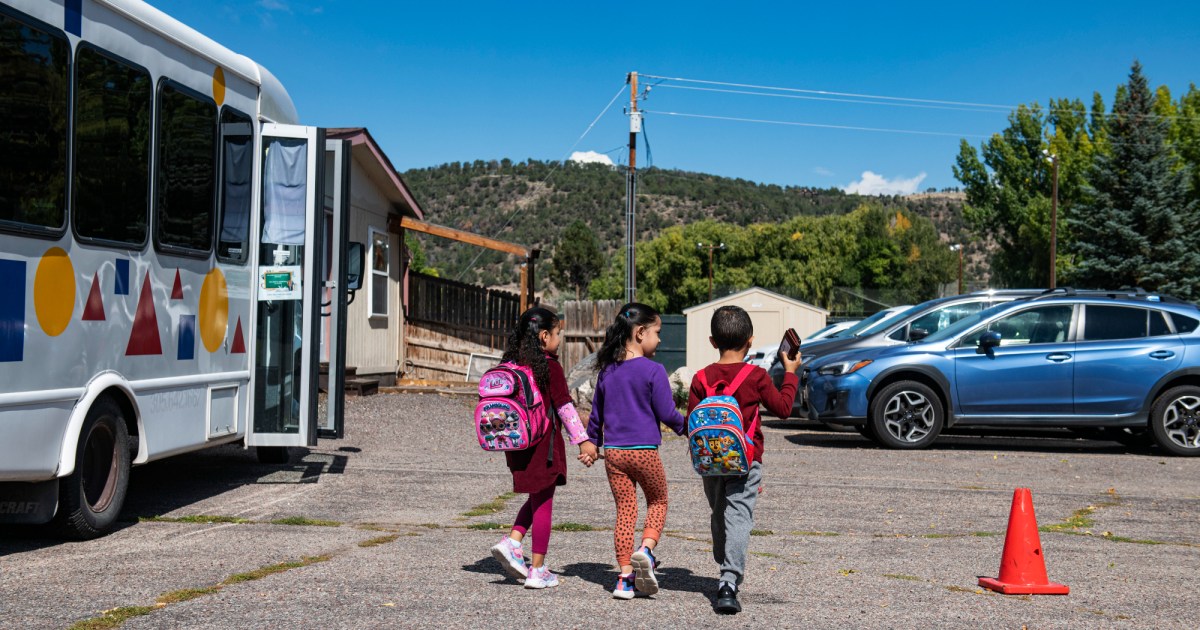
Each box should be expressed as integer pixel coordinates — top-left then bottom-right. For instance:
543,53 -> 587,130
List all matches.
1069,61 -> 1199,298
549,220 -> 605,299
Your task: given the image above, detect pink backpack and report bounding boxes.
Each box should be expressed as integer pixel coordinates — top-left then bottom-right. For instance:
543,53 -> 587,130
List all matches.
474,362 -> 552,454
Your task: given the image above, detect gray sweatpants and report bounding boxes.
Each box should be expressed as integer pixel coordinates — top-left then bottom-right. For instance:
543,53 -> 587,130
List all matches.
702,461 -> 762,587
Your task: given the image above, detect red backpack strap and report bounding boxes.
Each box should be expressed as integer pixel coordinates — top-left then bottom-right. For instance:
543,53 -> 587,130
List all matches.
724,363 -> 756,397
697,368 -> 714,397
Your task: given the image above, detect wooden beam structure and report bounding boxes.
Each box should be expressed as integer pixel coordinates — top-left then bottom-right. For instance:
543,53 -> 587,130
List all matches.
397,216 -> 540,312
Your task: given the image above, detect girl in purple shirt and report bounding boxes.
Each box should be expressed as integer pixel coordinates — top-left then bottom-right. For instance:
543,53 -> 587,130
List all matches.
587,302 -> 686,599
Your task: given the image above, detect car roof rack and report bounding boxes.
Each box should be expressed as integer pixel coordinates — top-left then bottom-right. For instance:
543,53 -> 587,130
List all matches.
1027,286 -> 1194,306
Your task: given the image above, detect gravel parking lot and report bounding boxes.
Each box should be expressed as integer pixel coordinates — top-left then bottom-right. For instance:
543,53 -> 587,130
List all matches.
3,392 -> 1199,629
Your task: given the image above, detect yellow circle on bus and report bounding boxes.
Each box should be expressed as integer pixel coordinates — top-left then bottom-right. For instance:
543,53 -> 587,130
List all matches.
33,247 -> 76,337
212,67 -> 226,107
199,268 -> 229,353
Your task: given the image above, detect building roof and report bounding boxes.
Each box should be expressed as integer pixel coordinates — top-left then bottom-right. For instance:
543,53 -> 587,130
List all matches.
682,286 -> 830,315
326,128 -> 424,219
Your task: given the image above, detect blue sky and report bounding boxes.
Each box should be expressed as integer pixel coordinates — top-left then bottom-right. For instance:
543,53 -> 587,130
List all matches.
152,1 -> 1200,194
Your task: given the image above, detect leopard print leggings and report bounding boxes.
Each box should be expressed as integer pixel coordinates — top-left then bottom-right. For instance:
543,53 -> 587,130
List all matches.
604,448 -> 668,567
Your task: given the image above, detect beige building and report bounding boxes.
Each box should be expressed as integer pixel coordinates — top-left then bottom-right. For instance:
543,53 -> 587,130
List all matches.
326,128 -> 424,386
682,287 -> 829,370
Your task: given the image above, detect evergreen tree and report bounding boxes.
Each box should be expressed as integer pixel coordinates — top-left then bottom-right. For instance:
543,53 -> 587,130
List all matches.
1069,62 -> 1199,298
549,220 -> 605,299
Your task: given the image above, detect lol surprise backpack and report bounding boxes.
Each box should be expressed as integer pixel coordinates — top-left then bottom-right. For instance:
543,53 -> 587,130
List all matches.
687,364 -> 755,476
475,362 -> 552,454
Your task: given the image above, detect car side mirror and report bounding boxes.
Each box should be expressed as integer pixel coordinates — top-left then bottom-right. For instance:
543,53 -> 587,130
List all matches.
976,330 -> 1002,354
346,241 -> 365,291
908,327 -> 930,342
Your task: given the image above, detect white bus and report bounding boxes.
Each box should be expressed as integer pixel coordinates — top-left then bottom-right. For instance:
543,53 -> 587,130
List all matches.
0,0 -> 361,538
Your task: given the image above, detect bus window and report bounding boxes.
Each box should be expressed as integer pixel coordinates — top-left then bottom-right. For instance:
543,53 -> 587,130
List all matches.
0,10 -> 69,232
155,81 -> 216,254
73,45 -> 151,247
218,108 -> 253,263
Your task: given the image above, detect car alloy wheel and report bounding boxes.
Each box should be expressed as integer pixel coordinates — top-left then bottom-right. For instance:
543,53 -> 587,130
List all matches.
869,380 -> 944,450
1150,385 -> 1200,457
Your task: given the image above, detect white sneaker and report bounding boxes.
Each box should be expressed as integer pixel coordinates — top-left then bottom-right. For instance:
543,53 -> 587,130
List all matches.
524,566 -> 560,589
612,573 -> 636,599
490,537 -> 528,580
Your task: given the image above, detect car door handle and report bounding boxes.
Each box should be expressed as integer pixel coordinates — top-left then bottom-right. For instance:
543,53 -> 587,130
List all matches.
1149,350 -> 1176,359
1046,353 -> 1072,362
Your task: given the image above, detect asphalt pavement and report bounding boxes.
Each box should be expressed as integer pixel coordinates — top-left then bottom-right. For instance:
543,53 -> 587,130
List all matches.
2,392 -> 1198,629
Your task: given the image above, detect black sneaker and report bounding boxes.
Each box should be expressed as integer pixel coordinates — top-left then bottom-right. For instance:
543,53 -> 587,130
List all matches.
715,583 -> 741,614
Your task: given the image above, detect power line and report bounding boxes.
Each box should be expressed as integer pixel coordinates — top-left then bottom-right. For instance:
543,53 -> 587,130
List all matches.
640,73 -> 1015,110
643,72 -> 1200,124
452,83 -> 628,281
656,84 -> 1014,115
641,109 -> 991,139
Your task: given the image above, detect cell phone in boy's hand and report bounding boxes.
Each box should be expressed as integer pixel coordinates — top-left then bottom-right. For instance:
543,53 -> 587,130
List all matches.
780,328 -> 800,360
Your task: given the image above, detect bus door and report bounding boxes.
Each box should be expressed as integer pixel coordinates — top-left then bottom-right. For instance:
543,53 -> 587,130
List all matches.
319,137 -> 351,439
248,124 -> 326,448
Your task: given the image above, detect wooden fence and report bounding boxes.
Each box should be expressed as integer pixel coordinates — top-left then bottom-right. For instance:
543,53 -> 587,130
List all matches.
404,272 -> 520,381
558,300 -> 621,373
402,288 -> 625,381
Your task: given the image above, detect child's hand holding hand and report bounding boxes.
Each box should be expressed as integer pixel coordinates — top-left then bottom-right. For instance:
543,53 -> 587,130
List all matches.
577,441 -> 599,467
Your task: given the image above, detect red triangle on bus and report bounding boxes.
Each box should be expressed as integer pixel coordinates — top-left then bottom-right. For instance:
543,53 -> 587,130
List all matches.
82,272 -> 106,321
171,270 -> 184,300
126,272 -> 163,356
230,317 -> 246,354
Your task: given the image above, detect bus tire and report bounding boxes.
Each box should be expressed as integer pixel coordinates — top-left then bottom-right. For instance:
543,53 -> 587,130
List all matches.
256,446 -> 290,464
54,397 -> 131,539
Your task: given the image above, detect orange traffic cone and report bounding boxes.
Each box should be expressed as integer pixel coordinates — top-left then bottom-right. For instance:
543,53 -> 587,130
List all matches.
978,488 -> 1069,595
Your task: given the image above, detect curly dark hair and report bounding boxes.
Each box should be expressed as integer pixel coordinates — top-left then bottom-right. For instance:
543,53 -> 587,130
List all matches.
595,302 -> 660,374
501,306 -> 558,397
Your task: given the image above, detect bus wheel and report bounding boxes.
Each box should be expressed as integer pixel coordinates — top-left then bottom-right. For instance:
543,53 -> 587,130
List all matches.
256,446 -> 290,464
55,397 -> 131,539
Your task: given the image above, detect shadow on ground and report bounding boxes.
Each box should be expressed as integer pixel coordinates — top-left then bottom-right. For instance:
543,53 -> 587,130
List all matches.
0,444 -> 349,554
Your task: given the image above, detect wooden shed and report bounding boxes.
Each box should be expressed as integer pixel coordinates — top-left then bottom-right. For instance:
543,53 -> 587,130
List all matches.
326,128 -> 424,386
682,287 -> 829,370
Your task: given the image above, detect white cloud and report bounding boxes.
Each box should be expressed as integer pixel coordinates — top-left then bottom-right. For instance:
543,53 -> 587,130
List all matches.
843,170 -> 927,196
569,151 -> 614,167
258,0 -> 292,12
814,166 -> 834,177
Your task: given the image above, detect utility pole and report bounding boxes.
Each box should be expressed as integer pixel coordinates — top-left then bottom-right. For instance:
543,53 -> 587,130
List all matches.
697,242 -> 725,302
1044,150 -> 1058,289
950,244 -> 963,294
625,71 -> 640,304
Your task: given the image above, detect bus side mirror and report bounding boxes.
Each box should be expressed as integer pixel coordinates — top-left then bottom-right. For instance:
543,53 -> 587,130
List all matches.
346,241 -> 365,291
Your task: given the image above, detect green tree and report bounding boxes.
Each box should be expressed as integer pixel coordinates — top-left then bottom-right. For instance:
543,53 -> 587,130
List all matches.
404,233 -> 438,276
1069,61 -> 1199,298
549,220 -> 605,299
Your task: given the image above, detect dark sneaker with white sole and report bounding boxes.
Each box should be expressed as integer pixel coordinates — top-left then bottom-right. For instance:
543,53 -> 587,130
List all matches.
715,583 -> 741,614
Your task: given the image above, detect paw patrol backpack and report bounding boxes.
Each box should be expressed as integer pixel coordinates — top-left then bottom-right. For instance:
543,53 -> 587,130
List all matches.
475,362 -> 552,455
688,364 -> 755,476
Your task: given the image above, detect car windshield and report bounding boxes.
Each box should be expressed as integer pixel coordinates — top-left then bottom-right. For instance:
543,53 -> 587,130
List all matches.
836,309 -> 898,338
922,303 -> 1014,343
806,323 -> 838,339
857,304 -> 926,336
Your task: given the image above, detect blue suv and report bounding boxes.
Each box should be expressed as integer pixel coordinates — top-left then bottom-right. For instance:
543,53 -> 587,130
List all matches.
805,290 -> 1200,456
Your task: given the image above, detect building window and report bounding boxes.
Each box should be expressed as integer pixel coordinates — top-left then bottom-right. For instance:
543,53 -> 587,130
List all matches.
74,45 -> 151,246
370,227 -> 389,317
0,10 -> 69,232
155,80 -> 216,254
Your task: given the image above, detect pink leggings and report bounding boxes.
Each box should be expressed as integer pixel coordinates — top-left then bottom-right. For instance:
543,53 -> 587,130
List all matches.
512,486 -> 555,555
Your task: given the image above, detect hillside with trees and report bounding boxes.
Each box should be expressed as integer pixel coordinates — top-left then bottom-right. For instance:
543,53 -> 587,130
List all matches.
401,161 -> 977,309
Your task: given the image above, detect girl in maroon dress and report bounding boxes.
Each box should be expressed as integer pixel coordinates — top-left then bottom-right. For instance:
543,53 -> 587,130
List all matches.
489,307 -> 598,589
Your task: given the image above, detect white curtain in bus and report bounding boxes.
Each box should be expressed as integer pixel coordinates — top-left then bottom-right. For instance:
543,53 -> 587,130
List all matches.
262,138 -> 307,246
221,136 -> 252,245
